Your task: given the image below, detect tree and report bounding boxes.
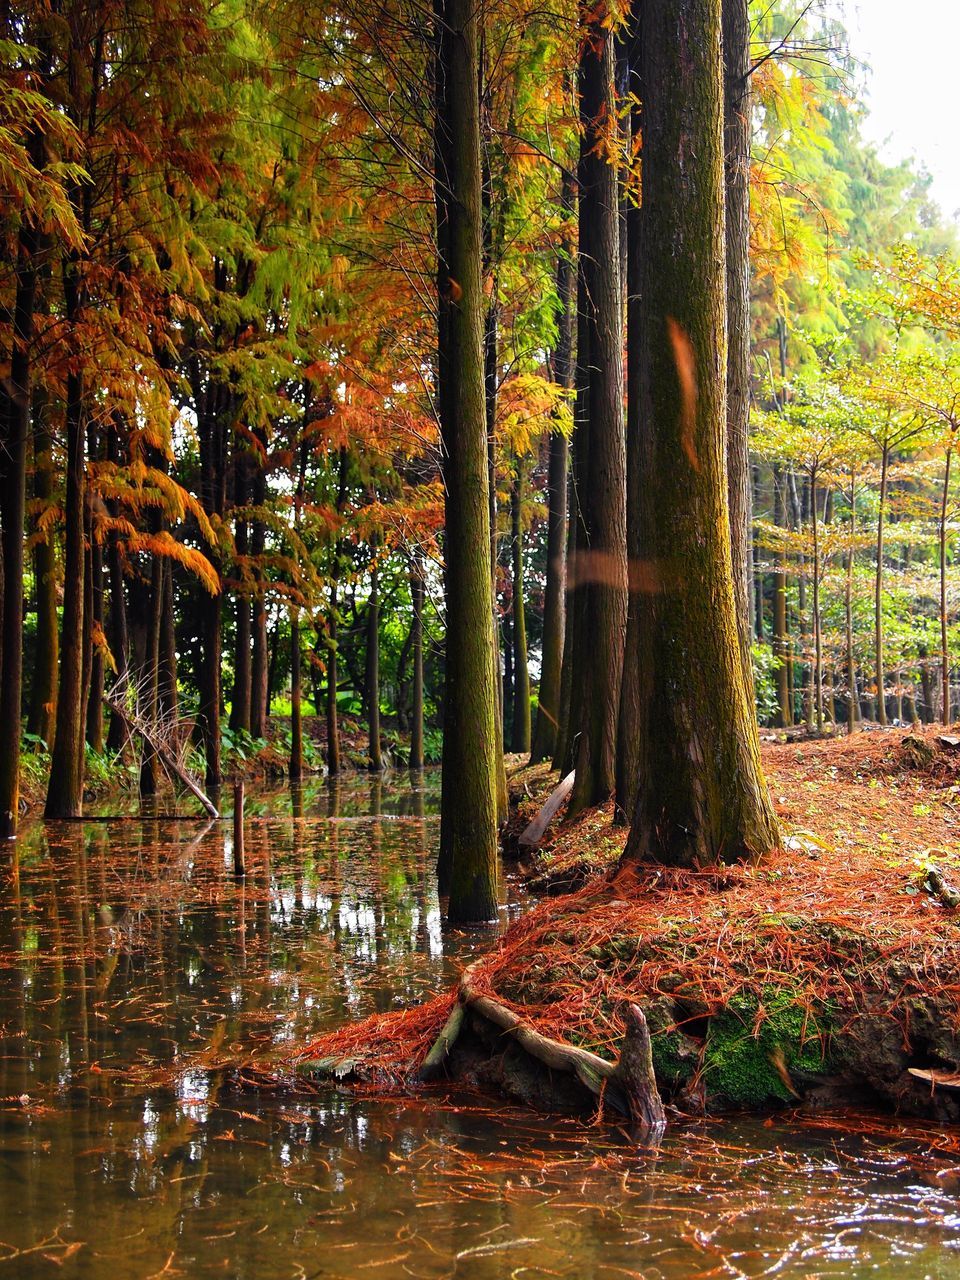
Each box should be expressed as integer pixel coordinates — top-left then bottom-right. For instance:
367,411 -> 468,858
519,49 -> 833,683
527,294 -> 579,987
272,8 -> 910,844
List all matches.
434,0 -> 499,922
622,0 -> 779,867
566,0 -> 628,819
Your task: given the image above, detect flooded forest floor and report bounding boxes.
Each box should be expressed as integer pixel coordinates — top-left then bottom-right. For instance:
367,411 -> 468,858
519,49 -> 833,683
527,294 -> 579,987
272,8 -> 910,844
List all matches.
299,729 -> 960,1123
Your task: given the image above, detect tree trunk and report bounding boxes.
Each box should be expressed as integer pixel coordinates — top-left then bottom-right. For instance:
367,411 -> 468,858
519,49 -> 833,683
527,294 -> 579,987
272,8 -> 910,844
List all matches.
325,582 -> 341,776
434,0 -> 499,921
845,473 -> 859,734
723,0 -> 753,683
290,610 -> 303,781
0,216 -> 37,835
773,466 -> 791,727
622,0 -> 779,867
530,172 -> 574,765
365,560 -> 382,769
230,483 -> 251,734
616,4 -> 644,819
509,472 -> 531,753
568,0 -> 628,819
159,559 -> 178,721
875,442 -> 889,725
45,258 -> 87,819
409,556 -> 425,770
139,552 -> 163,800
942,441 -> 953,725
811,465 -> 823,733
28,395 -> 57,750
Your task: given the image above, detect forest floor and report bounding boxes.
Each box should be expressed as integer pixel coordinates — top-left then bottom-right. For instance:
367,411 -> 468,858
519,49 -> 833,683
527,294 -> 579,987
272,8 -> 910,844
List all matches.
295,727 -> 960,1124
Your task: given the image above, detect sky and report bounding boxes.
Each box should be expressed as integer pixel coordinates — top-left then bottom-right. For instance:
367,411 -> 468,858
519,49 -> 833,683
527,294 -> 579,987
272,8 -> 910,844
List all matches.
842,1 -> 960,219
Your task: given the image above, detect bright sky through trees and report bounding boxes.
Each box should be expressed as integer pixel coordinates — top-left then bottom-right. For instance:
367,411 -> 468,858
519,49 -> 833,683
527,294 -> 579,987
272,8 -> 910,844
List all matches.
846,1 -> 960,219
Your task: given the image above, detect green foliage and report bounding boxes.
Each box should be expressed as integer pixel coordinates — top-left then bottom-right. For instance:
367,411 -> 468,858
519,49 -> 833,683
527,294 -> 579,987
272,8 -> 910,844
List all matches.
752,643 -> 782,726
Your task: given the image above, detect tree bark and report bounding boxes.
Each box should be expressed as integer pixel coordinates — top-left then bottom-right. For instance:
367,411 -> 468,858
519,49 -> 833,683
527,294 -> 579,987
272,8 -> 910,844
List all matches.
28,406 -> 57,749
434,0 -> 499,921
617,4 -> 643,818
509,471 -> 530,753
365,558 -> 382,769
530,174 -> 574,765
0,215 -> 37,835
290,610 -> 303,781
45,258 -> 87,819
773,466 -> 791,727
875,441 -> 889,725
942,441 -> 953,725
409,555 -> 425,769
567,0 -> 628,819
845,472 -> 859,734
622,0 -> 779,867
723,0 -> 753,684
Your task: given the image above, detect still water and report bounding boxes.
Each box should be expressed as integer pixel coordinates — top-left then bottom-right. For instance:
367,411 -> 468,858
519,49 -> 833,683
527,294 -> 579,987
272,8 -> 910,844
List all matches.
0,773 -> 958,1278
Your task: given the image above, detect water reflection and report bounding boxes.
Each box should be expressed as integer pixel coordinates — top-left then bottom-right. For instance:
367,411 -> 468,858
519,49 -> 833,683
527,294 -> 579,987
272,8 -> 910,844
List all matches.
0,771 -> 957,1278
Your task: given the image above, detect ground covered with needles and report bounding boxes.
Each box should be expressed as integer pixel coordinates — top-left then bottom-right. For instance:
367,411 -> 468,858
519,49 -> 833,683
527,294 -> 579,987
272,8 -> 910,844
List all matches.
292,729 -> 960,1122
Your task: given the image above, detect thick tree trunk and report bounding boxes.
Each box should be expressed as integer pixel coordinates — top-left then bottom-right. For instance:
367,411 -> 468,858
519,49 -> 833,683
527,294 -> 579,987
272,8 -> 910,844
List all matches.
509,473 -> 531,753
723,0 -> 753,683
434,0 -> 499,921
0,218 -> 37,835
622,0 -> 779,867
531,173 -> 574,765
567,2 -> 628,819
409,556 -> 425,770
617,5 -> 643,818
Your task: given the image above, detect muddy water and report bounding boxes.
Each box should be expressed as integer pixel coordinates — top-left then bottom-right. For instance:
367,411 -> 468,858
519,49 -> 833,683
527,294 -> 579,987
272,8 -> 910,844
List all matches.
0,773 -> 958,1278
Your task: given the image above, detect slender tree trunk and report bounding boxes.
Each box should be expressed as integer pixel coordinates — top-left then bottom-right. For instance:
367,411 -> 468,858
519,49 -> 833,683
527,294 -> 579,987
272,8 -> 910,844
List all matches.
158,559 -> 178,721
326,583 -> 341,776
509,472 -> 531,753
942,441 -> 953,724
622,0 -> 779,867
409,555 -> 425,770
365,560 -> 382,769
290,610 -> 303,781
230,479 -> 251,733
45,255 -> 87,819
773,466 -> 791,727
568,0 -> 628,819
28,394 -> 57,749
846,473 -> 859,734
0,216 -> 37,835
723,0 -> 753,682
530,173 -> 574,765
434,0 -> 499,921
876,442 -> 889,725
86,533 -> 104,755
811,465 -> 823,732
139,553 -> 163,800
